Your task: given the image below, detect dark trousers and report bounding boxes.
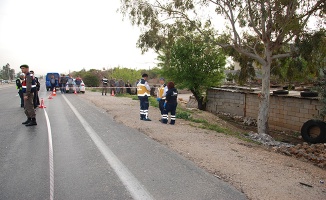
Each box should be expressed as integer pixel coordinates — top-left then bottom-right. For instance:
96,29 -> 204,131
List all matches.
138,96 -> 149,119
159,99 -> 165,115
18,90 -> 24,107
126,88 -> 131,95
50,84 -> 56,91
33,91 -> 40,108
24,93 -> 36,118
102,85 -> 108,95
60,83 -> 66,93
162,103 -> 177,124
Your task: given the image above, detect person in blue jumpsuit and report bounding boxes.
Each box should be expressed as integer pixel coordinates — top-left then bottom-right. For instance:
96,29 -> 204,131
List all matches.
137,73 -> 151,121
162,82 -> 178,125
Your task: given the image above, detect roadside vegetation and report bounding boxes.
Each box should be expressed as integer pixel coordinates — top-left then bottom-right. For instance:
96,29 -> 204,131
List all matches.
75,1 -> 325,138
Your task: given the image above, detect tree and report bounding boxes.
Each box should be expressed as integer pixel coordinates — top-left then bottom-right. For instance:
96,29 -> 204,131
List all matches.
1,63 -> 14,80
120,0 -> 325,134
111,67 -> 141,83
159,34 -> 226,110
83,72 -> 100,87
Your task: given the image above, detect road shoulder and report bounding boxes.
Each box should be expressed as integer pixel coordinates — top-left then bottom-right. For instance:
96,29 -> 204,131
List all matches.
81,91 -> 326,200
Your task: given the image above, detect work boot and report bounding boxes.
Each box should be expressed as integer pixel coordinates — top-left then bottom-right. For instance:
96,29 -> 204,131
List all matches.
25,118 -> 37,126
143,118 -> 152,121
22,118 -> 31,124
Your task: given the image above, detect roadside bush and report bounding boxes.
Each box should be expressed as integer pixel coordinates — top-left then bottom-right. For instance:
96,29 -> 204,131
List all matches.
83,73 -> 100,87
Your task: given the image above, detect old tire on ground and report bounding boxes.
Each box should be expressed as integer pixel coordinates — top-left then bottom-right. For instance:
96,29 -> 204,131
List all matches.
273,90 -> 289,95
301,119 -> 326,143
300,91 -> 318,97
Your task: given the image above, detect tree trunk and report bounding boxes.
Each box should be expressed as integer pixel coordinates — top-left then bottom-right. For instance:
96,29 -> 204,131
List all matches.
257,54 -> 272,134
190,89 -> 205,110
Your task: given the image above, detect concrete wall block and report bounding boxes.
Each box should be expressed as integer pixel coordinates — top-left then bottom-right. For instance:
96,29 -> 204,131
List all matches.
308,109 -> 318,115
290,116 -> 300,123
299,117 -> 308,123
290,107 -> 300,113
303,104 -> 315,110
299,108 -> 309,114
206,89 -> 325,132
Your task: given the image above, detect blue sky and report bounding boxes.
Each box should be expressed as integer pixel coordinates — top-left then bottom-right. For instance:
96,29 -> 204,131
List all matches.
0,0 -> 157,76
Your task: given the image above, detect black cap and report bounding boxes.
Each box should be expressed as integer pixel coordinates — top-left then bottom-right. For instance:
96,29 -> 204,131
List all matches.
20,64 -> 29,69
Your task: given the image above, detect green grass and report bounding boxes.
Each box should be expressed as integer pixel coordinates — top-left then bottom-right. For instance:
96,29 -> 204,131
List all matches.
148,97 -> 159,108
176,111 -> 191,119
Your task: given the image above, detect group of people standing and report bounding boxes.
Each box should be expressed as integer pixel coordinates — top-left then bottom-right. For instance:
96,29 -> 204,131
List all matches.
16,65 -> 40,126
101,77 -> 132,96
58,74 -> 79,93
137,74 -> 178,125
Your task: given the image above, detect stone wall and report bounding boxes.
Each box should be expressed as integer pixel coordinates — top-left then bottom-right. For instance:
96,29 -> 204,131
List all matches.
206,88 -> 323,132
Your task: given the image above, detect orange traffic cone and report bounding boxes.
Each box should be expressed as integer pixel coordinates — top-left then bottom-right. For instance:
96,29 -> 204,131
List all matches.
74,89 -> 77,94
111,90 -> 115,96
39,98 -> 46,108
52,88 -> 56,96
48,95 -> 53,99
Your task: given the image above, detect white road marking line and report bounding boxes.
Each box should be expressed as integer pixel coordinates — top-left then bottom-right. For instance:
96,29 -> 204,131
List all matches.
62,95 -> 154,200
44,109 -> 54,200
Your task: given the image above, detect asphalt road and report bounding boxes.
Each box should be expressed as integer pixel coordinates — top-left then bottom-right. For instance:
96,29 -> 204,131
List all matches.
0,85 -> 247,200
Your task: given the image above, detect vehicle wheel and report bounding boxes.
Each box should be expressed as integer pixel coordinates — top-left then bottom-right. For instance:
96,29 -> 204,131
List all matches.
273,90 -> 289,95
301,119 -> 326,143
300,91 -> 318,97
81,91 -> 85,94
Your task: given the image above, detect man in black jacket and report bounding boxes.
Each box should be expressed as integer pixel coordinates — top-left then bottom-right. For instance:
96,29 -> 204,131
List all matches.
16,74 -> 24,107
30,70 -> 40,108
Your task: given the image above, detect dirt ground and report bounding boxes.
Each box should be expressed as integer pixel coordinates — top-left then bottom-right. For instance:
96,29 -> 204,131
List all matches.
81,91 -> 326,200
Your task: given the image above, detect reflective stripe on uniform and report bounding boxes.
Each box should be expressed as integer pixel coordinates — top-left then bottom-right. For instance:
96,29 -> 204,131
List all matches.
143,110 -> 149,119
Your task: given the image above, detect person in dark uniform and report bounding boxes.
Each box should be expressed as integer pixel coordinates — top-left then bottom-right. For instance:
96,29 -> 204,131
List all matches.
137,73 -> 151,121
60,74 -> 67,93
109,78 -> 116,95
16,74 -> 24,107
102,76 -> 108,95
125,80 -> 132,95
162,81 -> 178,125
21,65 -> 37,126
30,70 -> 40,108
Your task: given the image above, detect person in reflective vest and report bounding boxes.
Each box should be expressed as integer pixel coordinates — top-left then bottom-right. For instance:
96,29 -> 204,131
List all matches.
16,74 -> 24,107
20,65 -> 37,126
156,77 -> 168,121
102,76 -> 108,95
137,73 -> 151,121
162,82 -> 178,125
